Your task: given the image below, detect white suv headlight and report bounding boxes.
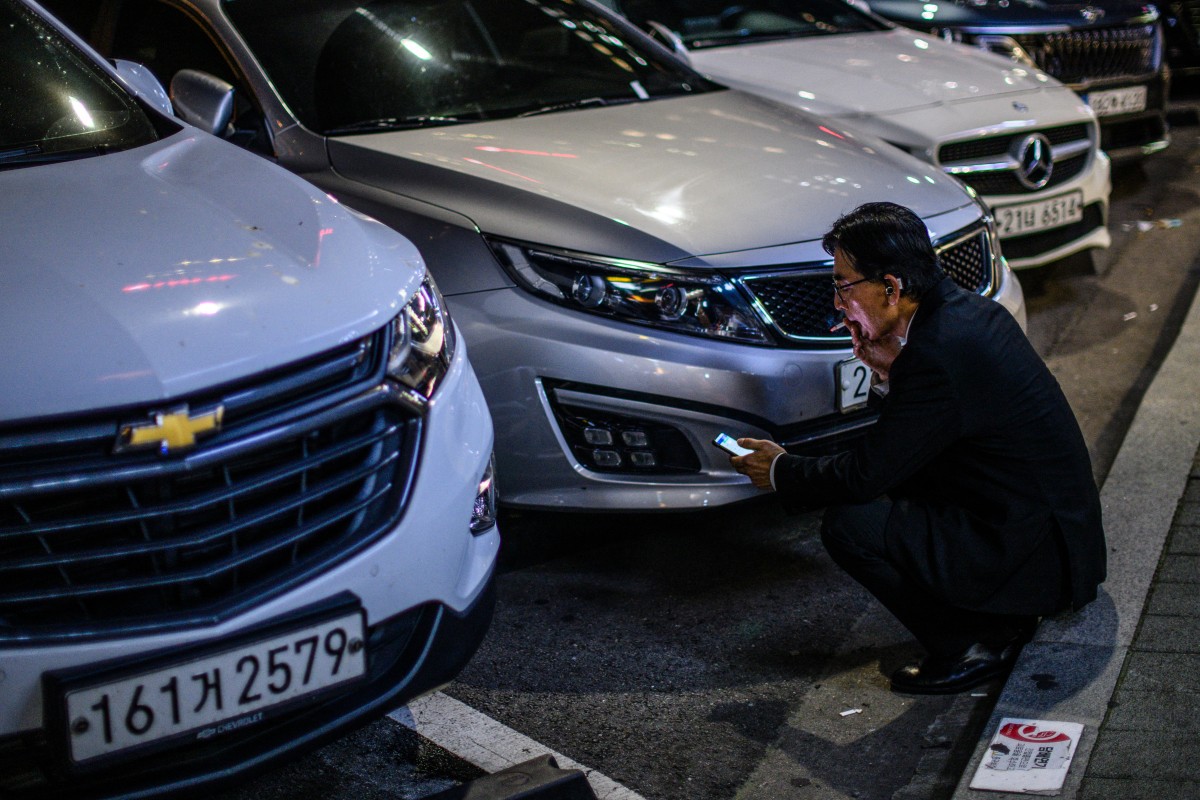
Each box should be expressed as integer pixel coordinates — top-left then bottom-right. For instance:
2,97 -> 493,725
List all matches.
387,274 -> 456,399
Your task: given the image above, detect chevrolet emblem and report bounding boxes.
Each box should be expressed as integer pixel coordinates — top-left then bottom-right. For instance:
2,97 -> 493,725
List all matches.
115,405 -> 225,455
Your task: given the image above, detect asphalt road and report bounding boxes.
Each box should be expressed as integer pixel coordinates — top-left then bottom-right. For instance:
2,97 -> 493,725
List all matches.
216,94 -> 1200,800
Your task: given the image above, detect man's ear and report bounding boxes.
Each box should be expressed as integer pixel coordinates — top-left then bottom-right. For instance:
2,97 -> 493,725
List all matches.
883,274 -> 903,300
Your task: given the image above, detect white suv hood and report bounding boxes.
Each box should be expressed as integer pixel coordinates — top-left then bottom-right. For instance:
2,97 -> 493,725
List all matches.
329,91 -> 977,263
2,132 -> 423,421
689,31 -> 1088,143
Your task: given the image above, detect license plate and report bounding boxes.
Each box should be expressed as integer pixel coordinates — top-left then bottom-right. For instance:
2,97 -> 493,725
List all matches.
1085,85 -> 1147,117
837,357 -> 872,412
62,609 -> 366,764
995,191 -> 1084,238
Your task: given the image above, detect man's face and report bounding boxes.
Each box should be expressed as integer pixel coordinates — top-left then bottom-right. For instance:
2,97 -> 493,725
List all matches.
832,248 -> 892,340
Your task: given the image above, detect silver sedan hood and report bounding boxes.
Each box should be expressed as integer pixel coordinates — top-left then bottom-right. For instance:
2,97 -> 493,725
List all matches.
326,90 -> 977,264
2,131 -> 423,421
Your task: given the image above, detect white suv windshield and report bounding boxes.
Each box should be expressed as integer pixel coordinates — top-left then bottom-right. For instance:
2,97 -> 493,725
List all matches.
222,0 -> 719,134
0,0 -> 158,168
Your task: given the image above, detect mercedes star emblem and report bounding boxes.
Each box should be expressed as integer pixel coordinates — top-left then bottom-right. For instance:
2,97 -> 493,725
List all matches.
1015,133 -> 1054,190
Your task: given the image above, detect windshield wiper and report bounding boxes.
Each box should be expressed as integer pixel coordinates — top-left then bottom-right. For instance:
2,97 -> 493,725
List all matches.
324,115 -> 473,135
691,31 -> 813,48
515,97 -> 612,118
0,143 -> 112,170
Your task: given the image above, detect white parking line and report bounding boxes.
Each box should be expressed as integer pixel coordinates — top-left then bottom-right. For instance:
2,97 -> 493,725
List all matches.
389,692 -> 646,800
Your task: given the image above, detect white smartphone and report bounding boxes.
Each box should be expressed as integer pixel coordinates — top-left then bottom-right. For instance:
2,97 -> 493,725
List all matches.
712,432 -> 753,457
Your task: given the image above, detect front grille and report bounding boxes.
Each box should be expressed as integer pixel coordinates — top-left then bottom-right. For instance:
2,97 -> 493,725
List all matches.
744,272 -> 837,340
937,124 -> 1091,196
938,231 -> 990,292
742,226 -> 993,341
1013,24 -> 1160,84
938,124 -> 1089,163
958,153 -> 1088,196
0,330 -> 421,641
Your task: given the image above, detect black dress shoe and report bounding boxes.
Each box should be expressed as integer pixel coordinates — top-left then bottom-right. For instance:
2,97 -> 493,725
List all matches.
890,642 -> 1015,695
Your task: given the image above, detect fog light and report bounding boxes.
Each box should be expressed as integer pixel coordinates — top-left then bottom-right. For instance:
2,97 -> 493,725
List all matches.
583,427 -> 613,445
470,454 -> 497,534
621,430 -> 649,447
629,451 -> 657,467
593,449 -> 622,467
548,393 -> 702,474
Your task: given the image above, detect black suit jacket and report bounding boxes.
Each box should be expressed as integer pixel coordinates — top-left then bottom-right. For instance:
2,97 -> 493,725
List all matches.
775,277 -> 1106,615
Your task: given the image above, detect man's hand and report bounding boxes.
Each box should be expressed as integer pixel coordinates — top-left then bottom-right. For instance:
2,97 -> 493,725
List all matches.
847,319 -> 903,382
730,438 -> 786,490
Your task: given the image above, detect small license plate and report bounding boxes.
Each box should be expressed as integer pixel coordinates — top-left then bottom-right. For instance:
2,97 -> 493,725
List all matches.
62,609 -> 365,764
837,357 -> 872,412
995,191 -> 1084,238
1086,85 -> 1147,117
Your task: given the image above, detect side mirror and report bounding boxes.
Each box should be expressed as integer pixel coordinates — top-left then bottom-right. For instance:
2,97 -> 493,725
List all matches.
170,69 -> 235,136
111,59 -> 173,117
646,20 -> 690,61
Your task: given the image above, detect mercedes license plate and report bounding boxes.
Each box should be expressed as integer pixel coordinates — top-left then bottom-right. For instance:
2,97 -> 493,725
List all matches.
62,609 -> 366,764
995,191 -> 1084,238
837,357 -> 872,412
1086,85 -> 1147,117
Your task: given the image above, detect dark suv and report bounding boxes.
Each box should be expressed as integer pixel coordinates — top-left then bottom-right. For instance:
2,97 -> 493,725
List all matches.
867,0 -> 1170,159
1164,0 -> 1200,77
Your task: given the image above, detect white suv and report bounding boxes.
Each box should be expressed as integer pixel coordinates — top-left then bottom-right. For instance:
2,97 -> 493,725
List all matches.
0,1 -> 498,796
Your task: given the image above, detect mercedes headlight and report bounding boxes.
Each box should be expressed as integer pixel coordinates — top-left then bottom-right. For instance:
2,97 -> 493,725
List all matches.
387,274 -> 456,400
488,239 -> 769,344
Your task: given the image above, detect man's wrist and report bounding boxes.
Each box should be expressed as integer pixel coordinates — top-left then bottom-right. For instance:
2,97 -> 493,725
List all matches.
769,452 -> 784,490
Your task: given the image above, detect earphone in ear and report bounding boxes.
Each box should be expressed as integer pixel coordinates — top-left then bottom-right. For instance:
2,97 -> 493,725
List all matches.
885,284 -> 894,295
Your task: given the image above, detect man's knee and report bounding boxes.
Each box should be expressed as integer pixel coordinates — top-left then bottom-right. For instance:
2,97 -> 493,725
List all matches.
820,506 -> 855,557
821,501 -> 890,564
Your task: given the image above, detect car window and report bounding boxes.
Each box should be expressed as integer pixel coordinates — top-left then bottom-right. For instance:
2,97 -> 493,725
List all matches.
109,0 -> 239,87
108,0 -> 273,152
222,0 -> 720,134
40,0 -> 275,155
616,0 -> 888,48
0,0 -> 158,168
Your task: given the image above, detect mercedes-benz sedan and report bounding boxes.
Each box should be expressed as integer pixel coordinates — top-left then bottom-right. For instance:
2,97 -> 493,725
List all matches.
606,0 -> 1113,270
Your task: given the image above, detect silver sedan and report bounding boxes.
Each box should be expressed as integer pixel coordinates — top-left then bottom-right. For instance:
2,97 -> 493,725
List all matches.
43,0 -> 1026,511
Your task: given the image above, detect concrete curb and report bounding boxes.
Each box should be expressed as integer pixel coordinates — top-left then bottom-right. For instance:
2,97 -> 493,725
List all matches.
951,261 -> 1200,798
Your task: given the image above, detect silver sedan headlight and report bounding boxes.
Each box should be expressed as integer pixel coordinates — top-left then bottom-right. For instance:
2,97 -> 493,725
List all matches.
387,274 -> 456,400
489,239 -> 770,344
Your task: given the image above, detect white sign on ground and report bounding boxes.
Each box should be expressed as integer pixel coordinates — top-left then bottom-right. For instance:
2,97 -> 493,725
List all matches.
969,718 -> 1084,794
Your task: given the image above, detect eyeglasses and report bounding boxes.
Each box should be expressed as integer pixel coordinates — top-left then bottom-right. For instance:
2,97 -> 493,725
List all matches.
832,275 -> 873,302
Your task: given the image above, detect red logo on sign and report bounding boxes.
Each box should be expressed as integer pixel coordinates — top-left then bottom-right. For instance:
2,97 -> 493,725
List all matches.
1000,723 -> 1070,744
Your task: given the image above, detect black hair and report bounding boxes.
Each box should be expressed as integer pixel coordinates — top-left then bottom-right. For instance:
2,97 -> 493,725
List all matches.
821,202 -> 943,299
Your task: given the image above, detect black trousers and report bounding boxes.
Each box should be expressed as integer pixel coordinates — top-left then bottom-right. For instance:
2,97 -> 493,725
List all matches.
820,498 -> 1047,658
